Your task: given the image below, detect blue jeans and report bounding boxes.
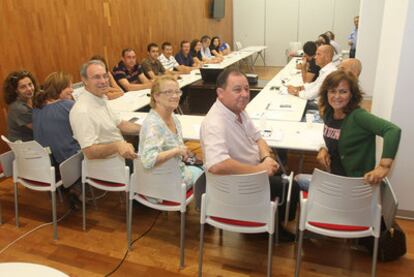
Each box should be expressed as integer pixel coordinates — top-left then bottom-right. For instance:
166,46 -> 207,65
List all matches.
295,174 -> 312,192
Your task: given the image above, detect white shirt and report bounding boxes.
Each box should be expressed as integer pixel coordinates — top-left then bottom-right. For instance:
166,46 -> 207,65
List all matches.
158,54 -> 179,71
200,100 -> 261,170
201,47 -> 212,59
299,62 -> 337,100
69,87 -> 123,149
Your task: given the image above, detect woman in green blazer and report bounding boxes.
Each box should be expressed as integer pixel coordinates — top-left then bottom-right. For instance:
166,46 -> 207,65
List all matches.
297,70 -> 401,190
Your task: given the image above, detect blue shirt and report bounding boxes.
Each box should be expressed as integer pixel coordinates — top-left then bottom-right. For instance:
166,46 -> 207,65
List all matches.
33,100 -> 80,164
348,28 -> 358,50
175,51 -> 194,67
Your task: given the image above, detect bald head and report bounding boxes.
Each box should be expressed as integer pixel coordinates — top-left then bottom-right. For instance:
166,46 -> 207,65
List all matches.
339,58 -> 362,77
315,45 -> 334,67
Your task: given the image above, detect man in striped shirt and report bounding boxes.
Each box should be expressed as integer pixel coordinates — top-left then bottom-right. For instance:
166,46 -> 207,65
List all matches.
158,42 -> 192,74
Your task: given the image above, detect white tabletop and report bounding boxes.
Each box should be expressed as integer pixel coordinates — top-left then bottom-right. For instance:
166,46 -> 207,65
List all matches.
201,46 -> 267,69
118,112 -> 323,152
0,262 -> 69,277
246,57 -> 306,122
108,69 -> 202,112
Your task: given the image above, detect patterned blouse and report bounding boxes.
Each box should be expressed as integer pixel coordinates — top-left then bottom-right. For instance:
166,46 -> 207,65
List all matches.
139,109 -> 193,186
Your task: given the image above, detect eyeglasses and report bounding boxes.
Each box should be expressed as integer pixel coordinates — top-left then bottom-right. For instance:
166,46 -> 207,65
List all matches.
160,89 -> 183,97
327,88 -> 350,95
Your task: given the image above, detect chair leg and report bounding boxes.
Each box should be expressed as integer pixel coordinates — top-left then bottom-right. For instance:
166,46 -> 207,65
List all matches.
89,185 -> 97,208
0,201 -> 2,224
179,211 -> 186,269
82,182 -> 86,231
295,230 -> 304,277
125,191 -> 129,221
14,182 -> 19,227
51,191 -> 58,240
198,223 -> 205,277
57,187 -> 64,203
275,208 -> 279,245
371,237 -> 379,277
267,233 -> 274,277
127,198 -> 133,250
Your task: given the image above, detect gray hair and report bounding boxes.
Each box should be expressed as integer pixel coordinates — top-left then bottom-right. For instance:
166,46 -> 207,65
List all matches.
80,60 -> 106,79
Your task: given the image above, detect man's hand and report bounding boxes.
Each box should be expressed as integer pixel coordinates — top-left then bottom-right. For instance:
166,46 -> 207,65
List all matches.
316,148 -> 331,171
287,85 -> 299,96
259,157 -> 279,176
116,141 -> 137,160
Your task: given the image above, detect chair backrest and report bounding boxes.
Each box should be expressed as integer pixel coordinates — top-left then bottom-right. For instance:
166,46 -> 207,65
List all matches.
382,178 -> 398,230
306,169 -> 380,227
1,136 -> 54,183
59,151 -> 83,188
131,157 -> 183,202
82,155 -> 129,185
0,150 -> 14,177
205,171 -> 271,224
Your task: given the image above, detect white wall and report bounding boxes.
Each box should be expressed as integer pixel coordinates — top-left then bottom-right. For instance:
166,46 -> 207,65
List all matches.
366,0 -> 414,216
233,0 -> 360,66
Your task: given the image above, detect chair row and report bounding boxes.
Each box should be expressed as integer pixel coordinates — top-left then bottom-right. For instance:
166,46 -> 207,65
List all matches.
0,136 -> 384,276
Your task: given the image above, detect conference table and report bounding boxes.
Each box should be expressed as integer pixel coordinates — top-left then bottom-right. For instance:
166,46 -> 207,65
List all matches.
108,51 -> 324,154
108,46 -> 268,112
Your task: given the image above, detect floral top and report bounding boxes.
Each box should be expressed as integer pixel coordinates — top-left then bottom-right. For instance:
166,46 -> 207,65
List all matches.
139,109 -> 193,186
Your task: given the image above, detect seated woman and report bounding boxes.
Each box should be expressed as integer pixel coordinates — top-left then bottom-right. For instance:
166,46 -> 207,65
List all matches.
209,36 -> 225,58
33,71 -> 82,208
190,39 -> 205,67
3,70 -> 39,142
139,75 -> 203,195
296,70 -> 401,191
90,55 -> 124,100
32,71 -> 80,165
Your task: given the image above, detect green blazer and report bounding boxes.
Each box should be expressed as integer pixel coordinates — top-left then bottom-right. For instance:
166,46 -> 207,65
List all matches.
324,108 -> 401,177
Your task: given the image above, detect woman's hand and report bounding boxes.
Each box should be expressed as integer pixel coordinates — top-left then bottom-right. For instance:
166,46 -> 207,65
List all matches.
176,146 -> 189,161
316,148 -> 331,171
364,165 -> 390,185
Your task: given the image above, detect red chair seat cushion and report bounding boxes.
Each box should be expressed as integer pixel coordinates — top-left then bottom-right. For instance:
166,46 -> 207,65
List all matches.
21,178 -> 51,186
308,221 -> 369,231
302,191 -> 308,198
90,178 -> 126,187
0,164 -> 3,174
209,216 -> 266,227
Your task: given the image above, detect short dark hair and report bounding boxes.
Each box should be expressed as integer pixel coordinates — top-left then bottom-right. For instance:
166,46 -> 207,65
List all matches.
201,35 -> 211,43
121,48 -> 135,57
303,41 -> 317,56
216,68 -> 247,89
161,42 -> 172,50
180,40 -> 190,48
3,70 -> 39,105
318,70 -> 363,117
318,34 -> 331,45
190,39 -> 200,51
147,43 -> 159,52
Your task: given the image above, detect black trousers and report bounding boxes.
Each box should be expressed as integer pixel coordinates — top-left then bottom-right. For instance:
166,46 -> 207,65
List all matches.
349,48 -> 356,58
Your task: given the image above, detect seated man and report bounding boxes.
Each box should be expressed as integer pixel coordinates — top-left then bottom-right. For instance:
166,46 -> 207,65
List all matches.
296,41 -> 320,83
142,43 -> 173,80
339,58 -> 362,78
158,41 -> 192,73
70,60 -> 139,160
288,45 -> 337,100
200,68 -> 299,242
112,48 -> 152,91
175,40 -> 198,68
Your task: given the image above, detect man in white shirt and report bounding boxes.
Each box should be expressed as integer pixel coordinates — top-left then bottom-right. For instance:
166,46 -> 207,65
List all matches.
287,45 -> 337,100
158,42 -> 192,73
70,60 -> 139,160
200,68 -> 299,242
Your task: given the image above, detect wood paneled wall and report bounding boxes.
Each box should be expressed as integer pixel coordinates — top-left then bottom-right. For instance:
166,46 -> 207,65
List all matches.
0,0 -> 233,153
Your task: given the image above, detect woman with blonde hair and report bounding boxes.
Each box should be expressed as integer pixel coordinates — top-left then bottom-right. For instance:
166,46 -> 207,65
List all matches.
139,75 -> 203,195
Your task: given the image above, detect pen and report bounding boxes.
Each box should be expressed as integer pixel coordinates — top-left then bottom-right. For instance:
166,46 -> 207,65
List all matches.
265,103 -> 270,110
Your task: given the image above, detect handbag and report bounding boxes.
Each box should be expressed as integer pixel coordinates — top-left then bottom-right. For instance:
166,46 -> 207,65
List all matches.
360,222 -> 406,262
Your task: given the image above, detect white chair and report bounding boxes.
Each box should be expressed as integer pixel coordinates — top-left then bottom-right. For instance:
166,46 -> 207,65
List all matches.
1,136 -> 63,240
235,41 -> 243,51
198,171 -> 278,277
81,155 -> 130,231
128,158 -> 193,269
59,151 -> 83,189
0,150 -> 14,224
295,169 -> 382,277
